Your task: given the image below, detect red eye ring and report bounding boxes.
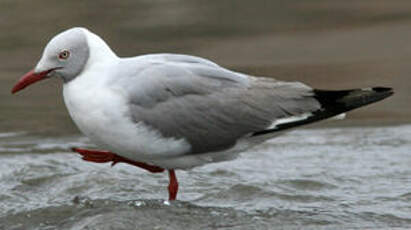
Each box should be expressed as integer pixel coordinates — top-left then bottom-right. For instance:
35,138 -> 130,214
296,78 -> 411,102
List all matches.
58,50 -> 70,60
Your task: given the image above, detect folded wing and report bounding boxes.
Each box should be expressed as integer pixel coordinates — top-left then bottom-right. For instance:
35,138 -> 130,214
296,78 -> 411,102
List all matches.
120,55 -> 321,154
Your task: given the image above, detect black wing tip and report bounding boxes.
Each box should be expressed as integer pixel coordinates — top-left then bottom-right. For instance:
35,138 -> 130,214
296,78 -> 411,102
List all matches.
361,86 -> 394,105
314,86 -> 394,110
370,86 -> 394,97
251,86 -> 394,137
372,86 -> 393,92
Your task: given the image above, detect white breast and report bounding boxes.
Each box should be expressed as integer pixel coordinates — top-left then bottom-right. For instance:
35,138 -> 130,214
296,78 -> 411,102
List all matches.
62,71 -> 191,162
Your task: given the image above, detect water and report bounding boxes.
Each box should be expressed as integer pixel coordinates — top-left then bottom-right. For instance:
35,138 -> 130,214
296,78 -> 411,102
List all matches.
2,0 -> 411,229
0,125 -> 410,229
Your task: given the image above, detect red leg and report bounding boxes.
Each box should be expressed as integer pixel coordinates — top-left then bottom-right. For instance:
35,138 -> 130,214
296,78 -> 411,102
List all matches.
168,169 -> 179,201
71,148 -> 164,173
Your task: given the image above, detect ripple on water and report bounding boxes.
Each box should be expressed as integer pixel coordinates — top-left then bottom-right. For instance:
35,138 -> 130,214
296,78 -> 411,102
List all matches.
399,192 -> 411,201
0,132 -> 26,138
278,178 -> 338,191
0,198 -> 348,230
0,126 -> 410,229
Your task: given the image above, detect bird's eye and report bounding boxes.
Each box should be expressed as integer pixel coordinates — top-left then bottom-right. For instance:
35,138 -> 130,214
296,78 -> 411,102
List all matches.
58,50 -> 70,60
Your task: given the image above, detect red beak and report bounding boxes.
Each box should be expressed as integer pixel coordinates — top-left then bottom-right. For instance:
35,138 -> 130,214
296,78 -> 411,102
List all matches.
11,69 -> 54,94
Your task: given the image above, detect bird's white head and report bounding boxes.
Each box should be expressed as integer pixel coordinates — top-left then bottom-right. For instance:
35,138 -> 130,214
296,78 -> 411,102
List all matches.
11,27 -> 115,94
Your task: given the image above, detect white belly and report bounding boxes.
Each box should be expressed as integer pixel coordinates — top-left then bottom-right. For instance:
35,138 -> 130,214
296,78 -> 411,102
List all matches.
62,76 -> 191,163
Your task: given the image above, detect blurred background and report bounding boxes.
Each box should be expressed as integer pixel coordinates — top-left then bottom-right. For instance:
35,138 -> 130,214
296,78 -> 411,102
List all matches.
1,0 -> 409,135
1,1 -> 411,229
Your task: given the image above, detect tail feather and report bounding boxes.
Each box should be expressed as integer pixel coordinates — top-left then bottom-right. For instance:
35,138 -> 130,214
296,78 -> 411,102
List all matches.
252,87 -> 393,136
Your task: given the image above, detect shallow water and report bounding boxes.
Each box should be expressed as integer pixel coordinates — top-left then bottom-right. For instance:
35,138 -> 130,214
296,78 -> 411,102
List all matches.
1,1 -> 411,229
0,125 -> 410,229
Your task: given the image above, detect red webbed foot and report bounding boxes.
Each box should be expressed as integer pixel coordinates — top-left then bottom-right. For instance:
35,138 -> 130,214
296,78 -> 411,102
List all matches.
71,148 -> 178,200
71,148 -> 165,173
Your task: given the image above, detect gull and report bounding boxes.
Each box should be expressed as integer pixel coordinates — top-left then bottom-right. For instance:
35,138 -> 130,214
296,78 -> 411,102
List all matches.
11,27 -> 393,200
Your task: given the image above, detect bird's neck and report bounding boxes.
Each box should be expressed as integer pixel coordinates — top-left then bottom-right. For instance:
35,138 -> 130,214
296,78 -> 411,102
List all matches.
84,30 -> 119,66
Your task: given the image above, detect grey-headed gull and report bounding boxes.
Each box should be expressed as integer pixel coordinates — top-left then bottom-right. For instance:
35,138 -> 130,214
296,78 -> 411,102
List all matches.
12,27 -> 393,200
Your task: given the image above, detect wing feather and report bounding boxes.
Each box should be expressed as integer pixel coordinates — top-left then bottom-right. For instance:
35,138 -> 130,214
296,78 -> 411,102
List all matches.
118,54 -> 320,154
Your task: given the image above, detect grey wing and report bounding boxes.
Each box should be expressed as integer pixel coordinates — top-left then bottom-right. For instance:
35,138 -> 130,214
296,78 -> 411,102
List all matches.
132,53 -> 221,68
120,58 -> 320,154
